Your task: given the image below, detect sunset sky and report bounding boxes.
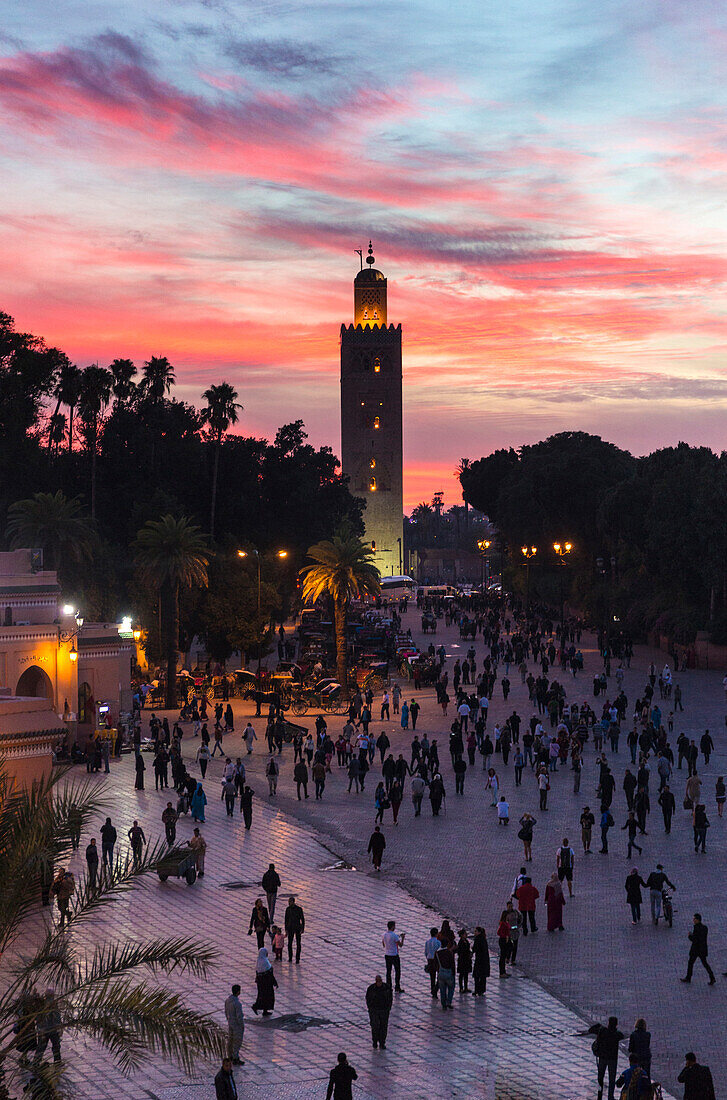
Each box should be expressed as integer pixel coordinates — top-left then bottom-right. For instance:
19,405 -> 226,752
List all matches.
3,0 -> 727,509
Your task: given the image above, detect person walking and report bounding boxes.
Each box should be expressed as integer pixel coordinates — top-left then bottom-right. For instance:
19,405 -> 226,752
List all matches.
85,838 -> 99,891
545,872 -> 565,931
692,803 -> 709,853
188,827 -> 206,876
285,895 -> 305,962
50,868 -> 75,929
101,817 -> 117,866
262,863 -> 281,921
240,784 -> 254,830
625,868 -> 647,924
68,803 -> 82,850
224,984 -> 245,1065
588,1016 -> 624,1100
34,989 -> 63,1065
628,1018 -> 651,1077
556,838 -> 575,897
646,864 -> 676,925
366,975 -> 392,1049
251,947 -> 278,1016
680,913 -> 716,984
294,760 -> 309,800
326,1052 -> 358,1100
411,773 -> 426,817
677,1052 -> 716,1100
622,812 -> 643,859
580,806 -> 595,853
515,876 -> 539,935
658,784 -> 676,833
456,929 -> 472,992
266,756 -> 279,797
382,920 -> 405,992
496,914 -> 510,978
214,1058 -> 238,1100
128,821 -> 146,869
134,750 -> 145,790
248,898 -> 271,948
424,927 -> 441,998
368,825 -> 386,871
435,938 -> 456,1008
518,813 -> 536,861
599,808 -> 614,853
429,773 -> 445,815
537,769 -> 549,810
472,926 -> 490,996
191,782 -> 207,822
196,742 -> 211,778
162,802 -> 178,846
716,776 -> 726,818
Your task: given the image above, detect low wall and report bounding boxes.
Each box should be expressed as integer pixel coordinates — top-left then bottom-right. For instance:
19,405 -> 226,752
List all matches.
649,632 -> 727,671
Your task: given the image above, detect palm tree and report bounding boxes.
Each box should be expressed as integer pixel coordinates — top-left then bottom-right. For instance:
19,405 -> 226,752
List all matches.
6,491 -> 92,572
48,363 -> 82,454
300,525 -> 380,688
134,516 -> 209,709
0,765 -> 225,1099
456,458 -> 471,529
78,366 -> 113,521
109,358 -> 137,405
141,356 -> 175,403
201,383 -> 242,541
48,413 -> 67,458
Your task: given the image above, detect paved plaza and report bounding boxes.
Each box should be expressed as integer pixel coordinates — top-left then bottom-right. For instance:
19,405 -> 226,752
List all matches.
25,606 -> 727,1099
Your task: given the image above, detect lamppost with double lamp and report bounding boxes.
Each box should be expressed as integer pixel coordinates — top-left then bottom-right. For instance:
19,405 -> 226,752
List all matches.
521,545 -> 537,610
596,554 -> 616,674
553,541 -> 573,635
237,549 -> 288,708
477,539 -> 492,591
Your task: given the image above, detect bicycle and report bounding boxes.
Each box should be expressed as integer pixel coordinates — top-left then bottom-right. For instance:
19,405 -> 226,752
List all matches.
662,889 -> 673,927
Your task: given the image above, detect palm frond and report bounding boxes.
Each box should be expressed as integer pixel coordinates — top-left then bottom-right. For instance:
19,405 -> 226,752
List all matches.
69,979 -> 226,1075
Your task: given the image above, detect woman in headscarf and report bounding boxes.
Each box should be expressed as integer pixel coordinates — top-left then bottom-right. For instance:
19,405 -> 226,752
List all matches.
545,872 -> 565,932
252,947 -> 278,1016
190,782 -> 207,822
472,927 -> 490,996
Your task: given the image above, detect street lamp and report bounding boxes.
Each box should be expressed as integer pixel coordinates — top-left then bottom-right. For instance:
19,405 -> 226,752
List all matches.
520,546 -> 537,611
553,541 -> 573,636
596,554 -> 617,674
58,609 -> 84,648
478,539 -> 492,591
237,548 -> 288,709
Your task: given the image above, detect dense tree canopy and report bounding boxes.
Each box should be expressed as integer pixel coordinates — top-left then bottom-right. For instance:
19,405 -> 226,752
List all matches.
461,432 -> 727,642
0,312 -> 363,662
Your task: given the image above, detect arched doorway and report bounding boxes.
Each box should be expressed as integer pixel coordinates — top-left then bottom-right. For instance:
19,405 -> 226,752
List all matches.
16,665 -> 54,703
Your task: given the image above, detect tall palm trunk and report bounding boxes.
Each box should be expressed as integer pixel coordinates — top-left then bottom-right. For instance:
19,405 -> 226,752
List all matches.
90,417 -> 98,521
210,436 -> 220,540
163,579 -> 180,710
334,596 -> 348,689
68,403 -> 76,453
48,395 -> 62,453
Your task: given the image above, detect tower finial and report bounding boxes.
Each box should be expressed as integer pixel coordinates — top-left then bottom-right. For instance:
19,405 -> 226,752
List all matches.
366,240 -> 375,266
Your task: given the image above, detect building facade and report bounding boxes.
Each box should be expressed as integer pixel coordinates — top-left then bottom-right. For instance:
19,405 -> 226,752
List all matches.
0,549 -> 133,754
340,244 -> 404,577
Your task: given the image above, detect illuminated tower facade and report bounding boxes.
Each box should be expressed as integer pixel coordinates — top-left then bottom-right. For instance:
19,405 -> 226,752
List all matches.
340,243 -> 403,577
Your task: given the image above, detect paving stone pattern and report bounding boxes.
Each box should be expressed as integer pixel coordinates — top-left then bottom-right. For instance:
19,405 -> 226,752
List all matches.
21,608 -> 723,1099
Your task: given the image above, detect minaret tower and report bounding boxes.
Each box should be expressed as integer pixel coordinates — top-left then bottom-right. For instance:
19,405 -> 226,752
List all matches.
340,243 -> 403,576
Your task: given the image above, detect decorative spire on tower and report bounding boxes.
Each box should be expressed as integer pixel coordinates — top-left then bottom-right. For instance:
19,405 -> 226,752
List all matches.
366,241 -> 375,267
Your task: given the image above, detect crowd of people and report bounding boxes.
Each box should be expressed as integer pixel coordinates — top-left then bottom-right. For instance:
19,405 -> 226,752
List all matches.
34,597 -> 721,1100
